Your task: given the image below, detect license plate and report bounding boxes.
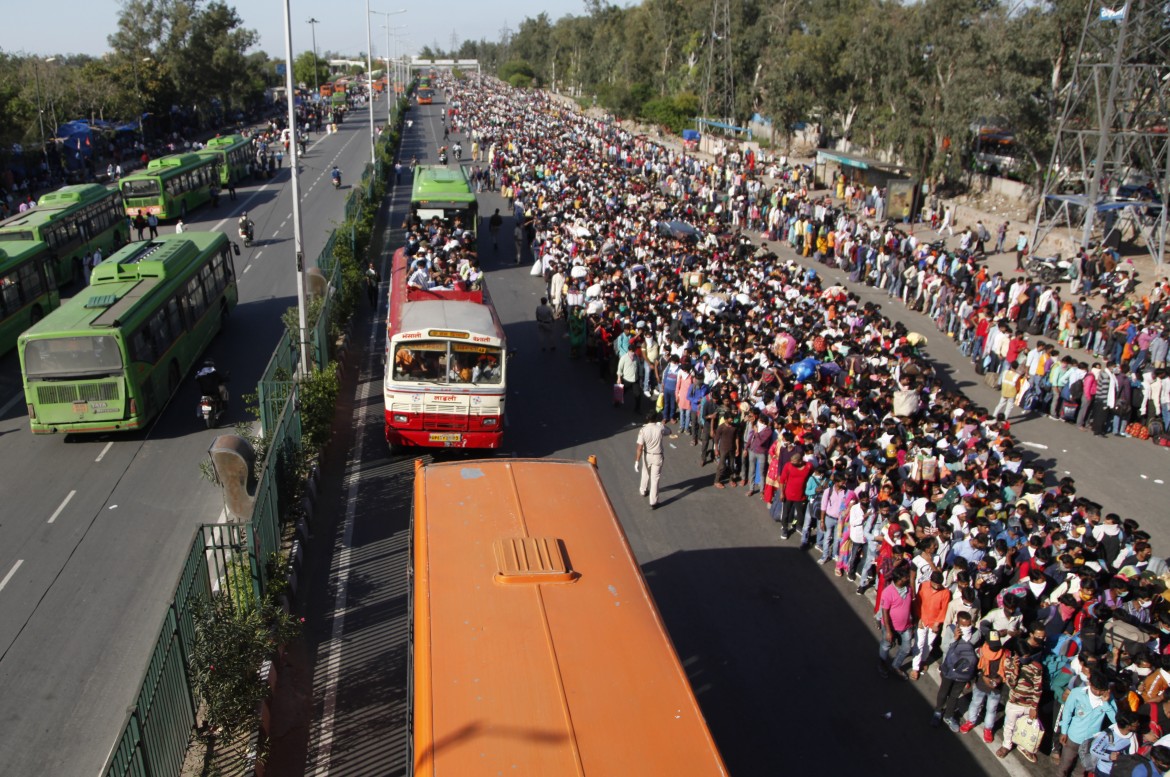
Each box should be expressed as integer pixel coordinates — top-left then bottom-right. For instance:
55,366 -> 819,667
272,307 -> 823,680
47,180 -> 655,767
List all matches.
72,401 -> 88,414
429,433 -> 461,443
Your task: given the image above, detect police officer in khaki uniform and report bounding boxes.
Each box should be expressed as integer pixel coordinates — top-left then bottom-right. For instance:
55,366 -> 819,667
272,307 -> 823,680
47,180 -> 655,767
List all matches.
635,410 -> 666,509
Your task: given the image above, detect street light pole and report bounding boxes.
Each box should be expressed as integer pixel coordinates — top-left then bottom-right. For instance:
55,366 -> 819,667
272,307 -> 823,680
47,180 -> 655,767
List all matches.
367,9 -> 406,166
307,18 -> 320,96
283,0 -> 310,373
33,59 -> 48,171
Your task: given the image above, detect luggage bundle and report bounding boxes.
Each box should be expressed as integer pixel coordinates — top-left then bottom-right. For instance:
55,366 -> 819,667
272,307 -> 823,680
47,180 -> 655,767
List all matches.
1127,422 -> 1151,441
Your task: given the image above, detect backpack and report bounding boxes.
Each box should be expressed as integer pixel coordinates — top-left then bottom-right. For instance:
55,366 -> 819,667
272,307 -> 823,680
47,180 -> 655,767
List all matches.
1112,754 -> 1158,777
940,638 -> 978,682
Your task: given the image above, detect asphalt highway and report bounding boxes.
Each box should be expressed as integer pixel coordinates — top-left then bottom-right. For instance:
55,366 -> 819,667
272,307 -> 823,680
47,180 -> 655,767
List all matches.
294,90 -> 1170,777
0,102 -> 391,775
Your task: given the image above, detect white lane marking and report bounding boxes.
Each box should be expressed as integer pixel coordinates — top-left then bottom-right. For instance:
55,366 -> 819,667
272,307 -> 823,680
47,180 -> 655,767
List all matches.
211,181 -> 274,232
0,560 -> 23,592
243,264 -> 252,274
255,251 -> 264,259
47,490 -> 77,524
94,441 -> 114,463
0,392 -> 23,417
273,229 -> 281,236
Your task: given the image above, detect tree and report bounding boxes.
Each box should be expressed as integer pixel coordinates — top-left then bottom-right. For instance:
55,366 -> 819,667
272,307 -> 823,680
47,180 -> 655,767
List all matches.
293,50 -> 328,90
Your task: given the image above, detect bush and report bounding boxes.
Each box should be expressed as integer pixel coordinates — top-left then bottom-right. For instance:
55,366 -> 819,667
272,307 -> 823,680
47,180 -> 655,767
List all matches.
189,590 -> 300,762
298,363 -> 340,455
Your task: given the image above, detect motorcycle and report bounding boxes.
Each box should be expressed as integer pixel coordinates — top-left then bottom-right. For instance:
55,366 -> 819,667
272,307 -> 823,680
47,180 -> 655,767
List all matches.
438,150 -> 448,165
198,392 -> 228,428
332,173 -> 341,189
238,222 -> 254,247
1025,253 -> 1072,284
195,365 -> 230,428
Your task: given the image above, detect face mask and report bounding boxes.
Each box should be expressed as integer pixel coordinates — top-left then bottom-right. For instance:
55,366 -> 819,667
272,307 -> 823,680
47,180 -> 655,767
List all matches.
992,502 -> 1004,510
1133,666 -> 1153,677
1142,601 -> 1153,609
959,625 -> 973,639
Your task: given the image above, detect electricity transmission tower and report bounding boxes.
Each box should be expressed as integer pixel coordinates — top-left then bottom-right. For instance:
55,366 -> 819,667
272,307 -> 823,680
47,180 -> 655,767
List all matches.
1030,0 -> 1170,267
701,0 -> 735,125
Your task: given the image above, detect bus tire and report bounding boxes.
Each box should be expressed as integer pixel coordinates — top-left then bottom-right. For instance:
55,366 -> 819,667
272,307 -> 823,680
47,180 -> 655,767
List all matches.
30,305 -> 44,325
168,361 -> 181,395
180,202 -> 188,218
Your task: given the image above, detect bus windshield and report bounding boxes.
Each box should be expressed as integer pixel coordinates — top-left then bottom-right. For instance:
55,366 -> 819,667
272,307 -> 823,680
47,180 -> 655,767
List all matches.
392,340 -> 501,385
122,179 -> 161,198
24,335 -> 123,378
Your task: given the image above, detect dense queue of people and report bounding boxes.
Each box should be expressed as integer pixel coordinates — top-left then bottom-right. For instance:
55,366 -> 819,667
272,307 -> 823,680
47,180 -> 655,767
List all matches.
441,74 -> 1170,774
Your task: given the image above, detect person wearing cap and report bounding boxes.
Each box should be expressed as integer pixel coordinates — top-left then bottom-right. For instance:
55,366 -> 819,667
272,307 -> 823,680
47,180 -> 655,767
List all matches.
959,629 -> 1009,742
634,410 -> 666,509
995,622 -> 1046,762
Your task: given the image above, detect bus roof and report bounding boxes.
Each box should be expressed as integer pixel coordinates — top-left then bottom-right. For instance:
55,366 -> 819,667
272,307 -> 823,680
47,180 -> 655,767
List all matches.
413,458 -> 728,777
0,239 -> 51,265
22,233 -> 225,335
36,183 -> 114,210
397,299 -> 498,336
411,165 -> 474,204
204,134 -> 248,151
124,153 -> 211,178
0,184 -> 116,238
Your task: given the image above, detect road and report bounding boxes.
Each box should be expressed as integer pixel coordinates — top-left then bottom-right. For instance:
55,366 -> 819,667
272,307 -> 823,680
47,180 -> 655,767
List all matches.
0,103 -> 390,776
289,91 -> 1170,777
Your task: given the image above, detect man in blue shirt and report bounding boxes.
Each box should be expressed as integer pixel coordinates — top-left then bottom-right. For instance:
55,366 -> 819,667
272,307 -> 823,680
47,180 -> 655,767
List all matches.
1057,672 -> 1118,777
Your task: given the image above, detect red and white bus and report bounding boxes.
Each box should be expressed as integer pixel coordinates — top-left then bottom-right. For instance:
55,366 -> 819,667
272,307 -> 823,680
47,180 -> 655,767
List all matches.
384,248 -> 506,450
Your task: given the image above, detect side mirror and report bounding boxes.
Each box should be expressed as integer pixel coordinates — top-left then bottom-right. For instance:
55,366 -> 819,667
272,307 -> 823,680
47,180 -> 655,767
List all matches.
232,243 -> 241,256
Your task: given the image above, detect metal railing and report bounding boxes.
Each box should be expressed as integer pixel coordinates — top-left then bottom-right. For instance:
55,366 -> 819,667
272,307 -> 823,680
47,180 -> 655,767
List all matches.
102,122 -> 400,777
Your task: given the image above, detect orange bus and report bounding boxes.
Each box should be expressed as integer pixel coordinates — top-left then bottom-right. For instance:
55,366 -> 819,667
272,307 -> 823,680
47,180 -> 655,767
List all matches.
410,457 -> 729,776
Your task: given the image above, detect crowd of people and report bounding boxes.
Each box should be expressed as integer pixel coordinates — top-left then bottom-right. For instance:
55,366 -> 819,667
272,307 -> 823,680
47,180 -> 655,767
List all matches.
433,73 -> 1170,774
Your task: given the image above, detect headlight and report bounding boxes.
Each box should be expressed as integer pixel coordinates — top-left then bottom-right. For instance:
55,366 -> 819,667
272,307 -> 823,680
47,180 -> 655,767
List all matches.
393,414 -> 408,423
483,418 -> 497,426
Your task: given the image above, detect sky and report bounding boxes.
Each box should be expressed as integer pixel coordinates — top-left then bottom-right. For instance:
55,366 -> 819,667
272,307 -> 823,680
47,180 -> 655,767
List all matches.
1,0 -> 584,61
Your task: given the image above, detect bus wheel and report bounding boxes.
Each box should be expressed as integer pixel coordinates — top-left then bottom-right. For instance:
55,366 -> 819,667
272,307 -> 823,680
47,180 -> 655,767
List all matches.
30,305 -> 44,325
71,258 -> 84,287
168,361 -> 181,395
180,202 -> 188,218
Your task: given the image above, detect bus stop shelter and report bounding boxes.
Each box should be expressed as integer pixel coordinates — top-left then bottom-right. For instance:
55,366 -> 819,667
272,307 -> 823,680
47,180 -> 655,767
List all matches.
814,149 -> 909,190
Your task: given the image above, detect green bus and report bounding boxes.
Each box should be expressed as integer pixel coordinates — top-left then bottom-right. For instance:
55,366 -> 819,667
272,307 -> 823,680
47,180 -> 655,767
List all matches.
0,241 -> 61,355
200,134 -> 254,187
0,184 -> 128,287
410,165 -> 478,234
119,153 -> 220,221
18,232 -> 238,435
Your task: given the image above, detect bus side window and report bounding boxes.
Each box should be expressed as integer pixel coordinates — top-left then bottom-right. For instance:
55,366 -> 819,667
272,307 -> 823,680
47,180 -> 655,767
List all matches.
212,254 -> 228,288
150,305 -> 172,347
17,262 -> 44,300
186,277 -> 207,320
130,327 -> 157,364
166,297 -> 185,336
0,275 -> 13,317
